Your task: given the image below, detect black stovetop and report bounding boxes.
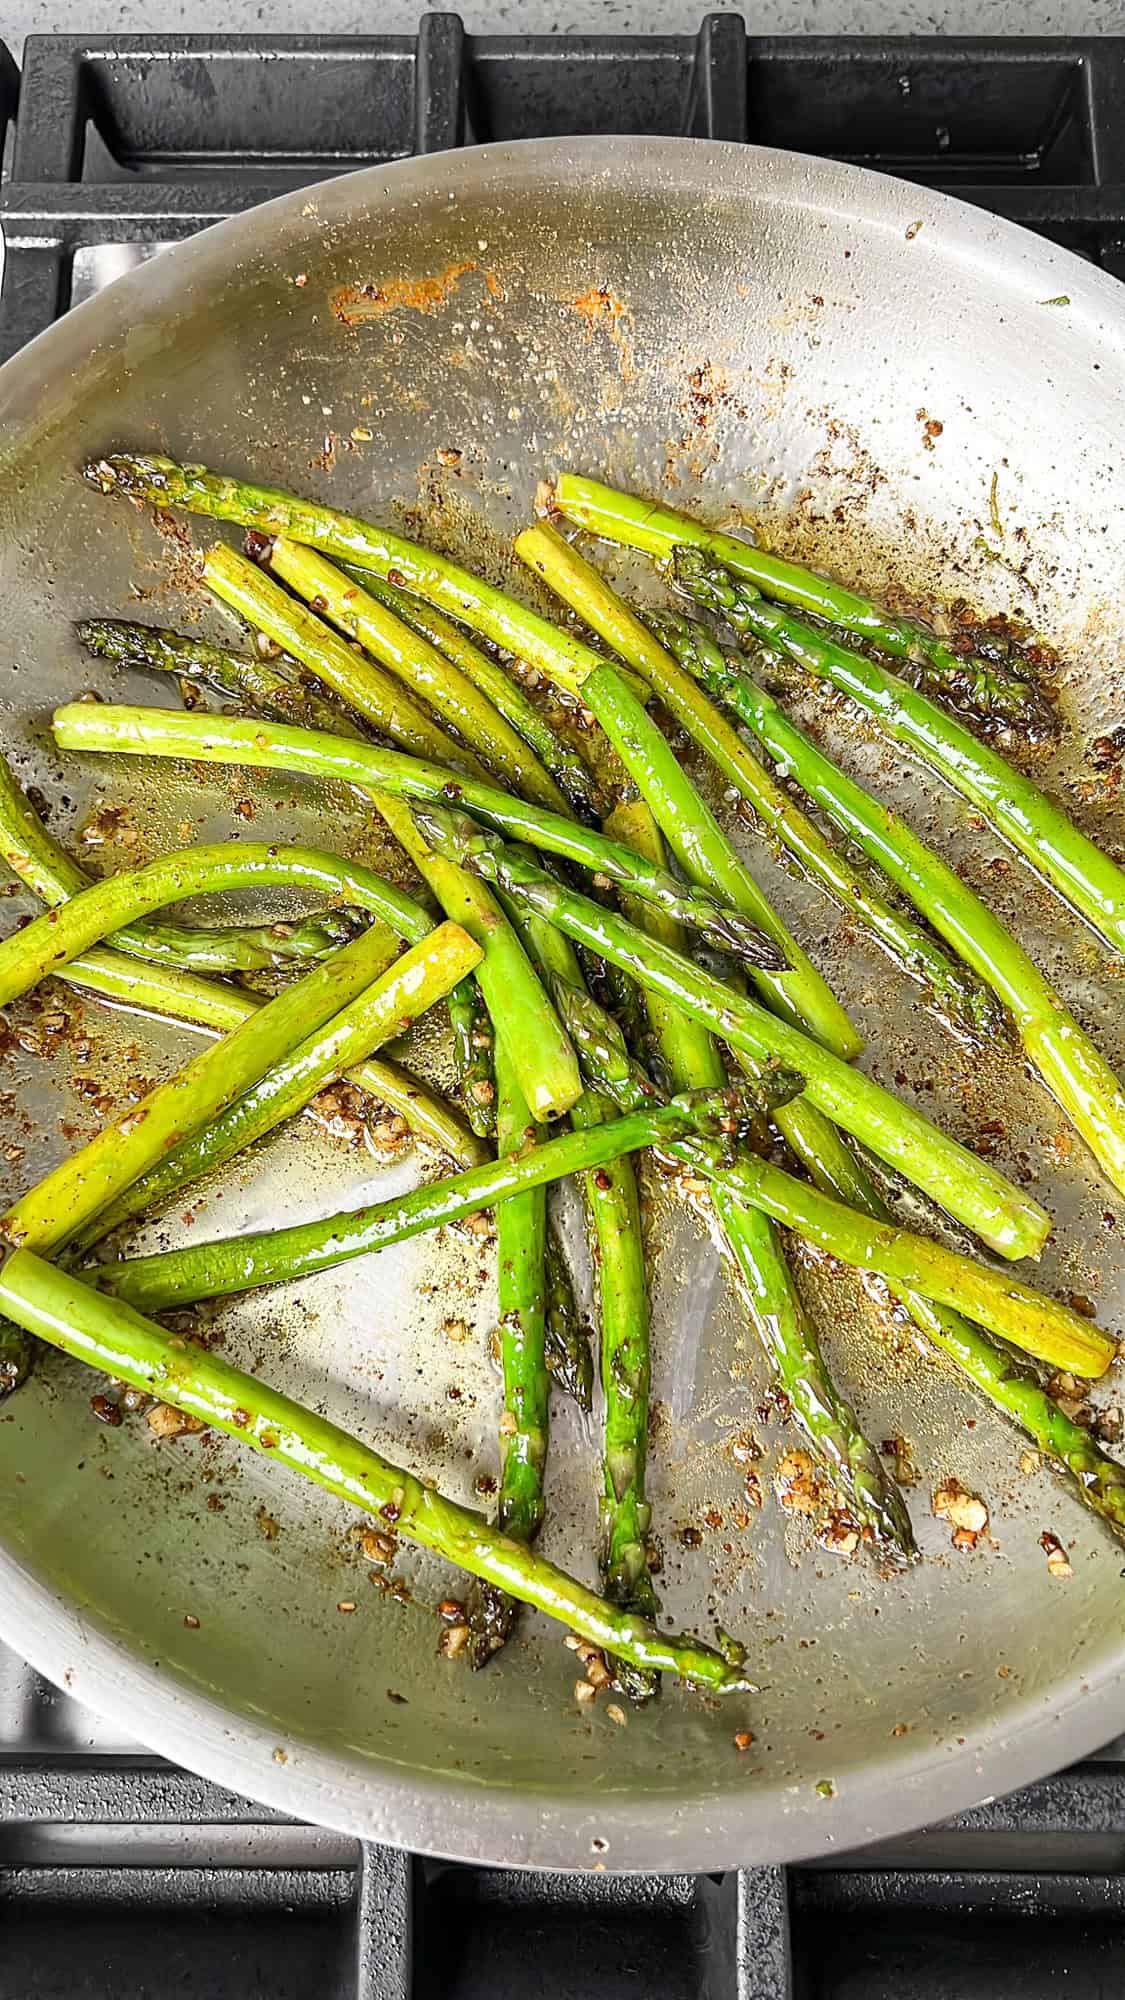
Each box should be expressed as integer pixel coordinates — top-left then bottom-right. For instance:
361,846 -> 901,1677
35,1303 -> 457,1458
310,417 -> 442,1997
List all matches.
3,18 -> 1125,1998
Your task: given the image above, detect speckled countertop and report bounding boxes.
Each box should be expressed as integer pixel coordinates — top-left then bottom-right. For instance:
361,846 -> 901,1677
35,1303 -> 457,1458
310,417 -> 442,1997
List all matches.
1,0 -> 1123,50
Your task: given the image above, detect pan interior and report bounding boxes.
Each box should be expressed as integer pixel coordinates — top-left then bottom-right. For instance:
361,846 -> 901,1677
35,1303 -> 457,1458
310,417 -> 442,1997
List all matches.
1,141 -> 1124,1868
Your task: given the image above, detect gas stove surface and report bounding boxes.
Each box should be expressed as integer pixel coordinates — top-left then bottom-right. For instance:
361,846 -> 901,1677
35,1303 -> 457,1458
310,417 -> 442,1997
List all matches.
2,18 -> 1125,1998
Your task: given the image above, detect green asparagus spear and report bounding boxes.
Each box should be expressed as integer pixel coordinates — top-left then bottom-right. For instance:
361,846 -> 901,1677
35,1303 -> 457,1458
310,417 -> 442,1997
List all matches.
0,753 -> 363,977
351,571 -> 600,819
673,548 -> 1125,957
547,975 -> 1111,1379
644,611 -> 1000,1034
71,922 -> 481,1250
543,1221 -> 593,1409
0,1249 -> 751,1691
3,919 -> 418,1256
0,838 -> 427,1010
449,973 -> 496,1137
493,1042 -> 551,1545
268,537 -> 569,812
588,1141 -> 656,1607
85,453 -> 613,690
513,523 -> 856,1046
189,556 -> 585,1122
414,810 -> 1050,1262
504,891 -> 660,1633
465,1043 -> 553,1668
670,619 -> 1125,1196
552,474 -> 1056,740
91,1084 -> 768,1311
909,1306 -> 1125,1538
49,704 -> 782,968
204,542 -> 483,773
2,919 -> 484,1170
78,615 -> 373,739
372,789 -> 581,1121
509,523 -> 907,1233
606,800 -> 915,1560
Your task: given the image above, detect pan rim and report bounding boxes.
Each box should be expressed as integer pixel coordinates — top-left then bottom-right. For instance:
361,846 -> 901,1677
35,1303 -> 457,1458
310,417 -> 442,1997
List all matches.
1,133 -> 1123,1871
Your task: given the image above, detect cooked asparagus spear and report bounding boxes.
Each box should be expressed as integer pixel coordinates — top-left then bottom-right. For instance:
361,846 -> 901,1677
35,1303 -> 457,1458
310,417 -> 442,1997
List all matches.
667,616 -> 1125,1197
266,537 -> 569,813
509,522 -> 913,1235
0,753 -> 362,976
673,548 -> 1125,957
547,973 -> 1111,1379
3,919 -> 416,1256
70,922 -> 481,1251
0,837 -> 430,1011
350,571 -> 600,819
373,789 -> 581,1122
543,1220 -> 593,1409
494,1044 -> 551,1544
0,1249 -> 751,1691
513,522 -> 855,1049
49,704 -> 783,967
203,542 -> 482,773
78,615 -> 373,738
414,811 -> 1050,1262
606,799 -> 915,1560
503,889 -> 660,1636
551,474 -> 1056,739
644,610 -> 1000,1035
91,1082 -> 773,1310
449,973 -> 496,1137
85,453 -> 613,692
465,1042 -> 552,1667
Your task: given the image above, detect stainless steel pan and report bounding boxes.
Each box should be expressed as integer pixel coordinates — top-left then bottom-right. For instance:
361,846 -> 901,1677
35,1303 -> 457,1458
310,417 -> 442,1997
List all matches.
1,138 -> 1124,1872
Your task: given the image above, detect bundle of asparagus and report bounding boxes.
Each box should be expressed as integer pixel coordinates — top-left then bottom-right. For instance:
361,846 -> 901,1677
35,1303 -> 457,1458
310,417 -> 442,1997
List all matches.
1,445 -> 1121,1718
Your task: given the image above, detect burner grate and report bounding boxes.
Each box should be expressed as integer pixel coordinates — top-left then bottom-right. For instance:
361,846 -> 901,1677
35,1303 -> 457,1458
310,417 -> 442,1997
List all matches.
4,20 -> 1125,358
3,17 -> 1125,1995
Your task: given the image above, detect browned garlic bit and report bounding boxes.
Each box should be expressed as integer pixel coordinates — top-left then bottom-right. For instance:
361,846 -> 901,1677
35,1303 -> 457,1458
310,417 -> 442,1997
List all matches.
774,1448 -> 822,1516
1040,1530 -> 1074,1578
933,1479 -> 989,1548
146,1402 -> 207,1440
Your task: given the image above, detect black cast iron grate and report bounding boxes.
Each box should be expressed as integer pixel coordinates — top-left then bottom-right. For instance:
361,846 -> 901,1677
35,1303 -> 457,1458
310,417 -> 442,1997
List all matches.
2,16 -> 1125,1997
